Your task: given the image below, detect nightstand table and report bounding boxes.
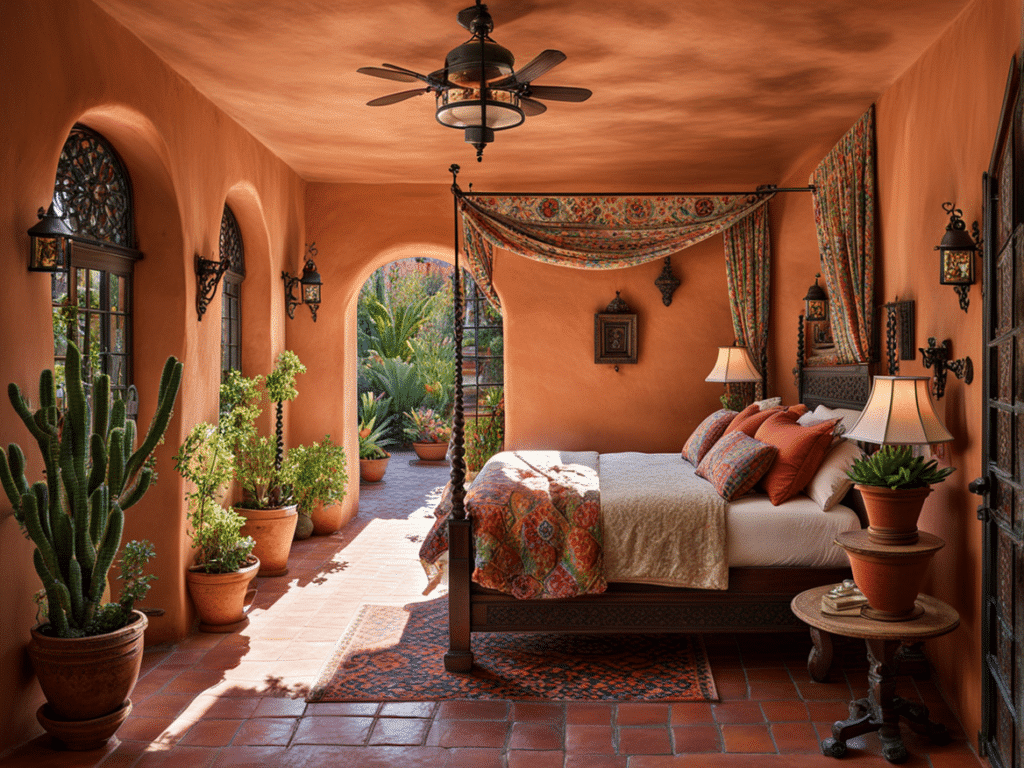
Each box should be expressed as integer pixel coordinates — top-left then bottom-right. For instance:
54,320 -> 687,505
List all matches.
791,584 -> 960,763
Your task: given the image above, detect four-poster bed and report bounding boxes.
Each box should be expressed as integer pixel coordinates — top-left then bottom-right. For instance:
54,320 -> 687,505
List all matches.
436,164 -> 874,673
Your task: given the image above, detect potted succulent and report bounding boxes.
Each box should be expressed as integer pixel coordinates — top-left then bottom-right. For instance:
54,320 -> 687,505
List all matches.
847,445 -> 955,545
403,406 -> 452,462
173,422 -> 259,632
220,353 -> 304,577
358,392 -> 395,482
289,435 -> 349,535
840,445 -> 955,620
0,343 -> 182,749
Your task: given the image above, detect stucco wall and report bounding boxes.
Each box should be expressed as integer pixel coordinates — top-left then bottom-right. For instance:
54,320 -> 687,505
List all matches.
0,0 -> 304,751
770,0 -> 1022,742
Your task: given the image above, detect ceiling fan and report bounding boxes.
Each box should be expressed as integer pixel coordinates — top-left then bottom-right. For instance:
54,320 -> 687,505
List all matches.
357,0 -> 592,161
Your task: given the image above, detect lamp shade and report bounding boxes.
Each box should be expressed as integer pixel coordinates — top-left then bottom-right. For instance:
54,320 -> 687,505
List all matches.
845,376 -> 953,445
705,346 -> 761,383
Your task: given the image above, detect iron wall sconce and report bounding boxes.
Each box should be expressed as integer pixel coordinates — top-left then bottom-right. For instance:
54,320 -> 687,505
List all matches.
282,243 -> 322,322
194,252 -> 231,321
803,273 -> 829,323
919,337 -> 972,400
935,202 -> 982,313
27,204 -> 74,272
654,257 -> 681,306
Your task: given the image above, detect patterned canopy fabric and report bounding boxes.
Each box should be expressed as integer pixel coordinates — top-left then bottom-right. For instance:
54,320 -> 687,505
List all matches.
457,191 -> 775,310
810,106 -> 877,365
723,205 -> 771,395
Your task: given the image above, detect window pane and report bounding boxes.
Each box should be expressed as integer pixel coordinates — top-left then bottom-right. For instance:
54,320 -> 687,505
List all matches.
89,269 -> 102,308
76,269 -> 87,308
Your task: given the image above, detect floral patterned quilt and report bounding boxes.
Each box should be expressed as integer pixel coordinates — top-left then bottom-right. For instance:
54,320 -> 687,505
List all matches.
419,451 -> 606,599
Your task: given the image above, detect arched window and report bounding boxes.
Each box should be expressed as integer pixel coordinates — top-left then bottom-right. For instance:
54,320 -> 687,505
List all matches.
50,125 -> 141,403
219,204 -> 245,379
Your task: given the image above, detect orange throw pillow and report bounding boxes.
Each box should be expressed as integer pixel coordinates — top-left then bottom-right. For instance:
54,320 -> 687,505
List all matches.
754,411 -> 841,505
723,403 -> 786,438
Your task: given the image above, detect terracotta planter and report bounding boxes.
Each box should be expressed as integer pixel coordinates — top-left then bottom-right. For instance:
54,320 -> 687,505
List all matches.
360,455 -> 389,483
855,484 -> 933,545
836,529 -> 944,621
236,504 -> 298,576
294,513 -> 314,540
27,610 -> 147,730
413,441 -> 449,462
311,502 -> 351,535
186,556 -> 260,633
36,700 -> 132,751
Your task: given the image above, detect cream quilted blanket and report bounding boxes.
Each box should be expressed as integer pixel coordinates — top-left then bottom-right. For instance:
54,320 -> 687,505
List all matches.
599,452 -> 728,590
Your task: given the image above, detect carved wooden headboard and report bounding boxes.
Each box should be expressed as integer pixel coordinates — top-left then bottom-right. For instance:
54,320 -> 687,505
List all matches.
799,363 -> 872,410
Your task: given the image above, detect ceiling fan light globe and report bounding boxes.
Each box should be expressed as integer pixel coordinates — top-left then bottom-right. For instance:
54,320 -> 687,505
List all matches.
436,89 -> 524,130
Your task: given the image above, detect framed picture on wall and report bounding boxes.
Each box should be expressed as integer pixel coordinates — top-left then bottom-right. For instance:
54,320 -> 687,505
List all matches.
594,292 -> 637,365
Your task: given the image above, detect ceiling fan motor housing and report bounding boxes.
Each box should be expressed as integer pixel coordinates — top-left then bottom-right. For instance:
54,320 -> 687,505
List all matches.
444,40 -> 515,85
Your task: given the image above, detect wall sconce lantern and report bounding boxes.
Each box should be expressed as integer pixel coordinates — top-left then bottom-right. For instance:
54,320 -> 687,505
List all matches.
27,204 -> 74,272
194,252 -> 231,322
803,273 -> 829,323
282,243 -> 322,322
935,202 -> 981,313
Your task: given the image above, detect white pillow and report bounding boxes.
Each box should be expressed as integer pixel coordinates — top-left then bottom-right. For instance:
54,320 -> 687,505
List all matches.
805,438 -> 864,511
752,396 -> 782,411
797,404 -> 861,436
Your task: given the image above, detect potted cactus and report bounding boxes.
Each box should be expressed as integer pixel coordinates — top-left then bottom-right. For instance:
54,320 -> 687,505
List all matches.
174,422 -> 259,632
0,343 -> 182,749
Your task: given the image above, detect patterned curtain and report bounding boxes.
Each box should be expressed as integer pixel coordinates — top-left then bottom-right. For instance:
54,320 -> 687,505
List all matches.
810,106 -> 877,364
723,205 -> 771,398
458,192 -> 775,309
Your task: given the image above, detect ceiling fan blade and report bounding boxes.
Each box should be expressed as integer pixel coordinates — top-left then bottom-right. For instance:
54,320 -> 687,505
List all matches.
366,89 -> 429,107
527,84 -> 592,102
357,66 -> 421,83
519,97 -> 547,117
493,49 -> 566,87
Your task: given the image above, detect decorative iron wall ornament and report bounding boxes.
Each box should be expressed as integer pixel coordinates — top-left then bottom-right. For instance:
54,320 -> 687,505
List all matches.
654,257 -> 681,306
594,291 -> 637,370
919,337 -> 973,399
881,298 -> 915,375
194,252 -> 231,321
53,124 -> 134,248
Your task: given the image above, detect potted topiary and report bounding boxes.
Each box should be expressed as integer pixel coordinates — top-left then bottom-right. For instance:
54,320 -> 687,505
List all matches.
174,422 -> 259,632
0,343 -> 182,750
847,445 -> 955,545
403,406 -> 453,462
288,435 -> 349,535
220,354 -> 304,577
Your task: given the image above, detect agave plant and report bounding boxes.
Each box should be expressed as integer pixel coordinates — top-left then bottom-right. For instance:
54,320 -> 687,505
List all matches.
847,445 -> 954,490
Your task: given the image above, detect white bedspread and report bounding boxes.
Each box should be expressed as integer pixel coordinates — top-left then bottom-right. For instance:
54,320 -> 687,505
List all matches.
599,452 -> 728,590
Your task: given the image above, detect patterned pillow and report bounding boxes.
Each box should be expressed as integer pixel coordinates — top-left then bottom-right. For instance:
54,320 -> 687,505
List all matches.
754,411 -> 842,505
696,431 -> 778,501
682,409 -> 737,465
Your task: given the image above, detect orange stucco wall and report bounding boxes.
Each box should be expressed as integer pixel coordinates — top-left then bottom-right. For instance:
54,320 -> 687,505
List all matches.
0,0 -> 304,751
770,0 -> 1022,743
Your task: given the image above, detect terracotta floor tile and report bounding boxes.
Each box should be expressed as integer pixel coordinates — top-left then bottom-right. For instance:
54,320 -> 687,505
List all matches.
712,701 -> 765,724
617,726 -> 672,755
720,723 -> 776,753
803,699 -> 849,722
616,702 -> 671,725
435,699 -> 511,720
563,755 -> 628,768
291,715 -> 374,745
508,721 -> 562,750
251,697 -> 308,717
115,715 -> 177,742
927,742 -> 987,767
507,749 -> 565,768
443,747 -> 506,768
510,701 -> 563,722
770,721 -> 820,753
670,702 -> 716,724
303,701 -> 379,716
565,724 -> 616,754
565,702 -> 615,725
230,717 -> 297,746
670,724 -> 722,753
367,716 -> 431,746
759,699 -> 809,721
746,680 -> 799,700
426,718 -> 510,748
378,701 -> 436,719
132,745 -> 218,768
176,719 -> 243,747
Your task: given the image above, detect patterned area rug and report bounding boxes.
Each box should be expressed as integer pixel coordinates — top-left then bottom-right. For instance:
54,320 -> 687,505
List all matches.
309,598 -> 717,702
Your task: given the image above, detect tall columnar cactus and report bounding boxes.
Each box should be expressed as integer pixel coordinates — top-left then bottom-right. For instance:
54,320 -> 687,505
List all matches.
0,344 -> 182,637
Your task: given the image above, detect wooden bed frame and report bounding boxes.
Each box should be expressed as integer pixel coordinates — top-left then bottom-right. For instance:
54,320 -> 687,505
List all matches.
442,354 -> 875,672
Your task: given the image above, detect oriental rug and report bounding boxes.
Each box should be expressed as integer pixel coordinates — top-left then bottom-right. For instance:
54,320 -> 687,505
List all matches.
308,598 -> 717,702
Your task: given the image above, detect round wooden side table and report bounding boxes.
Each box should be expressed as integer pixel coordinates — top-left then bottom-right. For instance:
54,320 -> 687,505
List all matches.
791,584 -> 960,764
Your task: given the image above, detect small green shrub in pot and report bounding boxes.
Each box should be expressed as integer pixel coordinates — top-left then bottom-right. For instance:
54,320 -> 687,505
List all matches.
847,445 -> 955,490
288,436 -> 348,515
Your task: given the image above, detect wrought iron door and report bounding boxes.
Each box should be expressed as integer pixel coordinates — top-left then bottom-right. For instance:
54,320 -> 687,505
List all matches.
976,55 -> 1023,768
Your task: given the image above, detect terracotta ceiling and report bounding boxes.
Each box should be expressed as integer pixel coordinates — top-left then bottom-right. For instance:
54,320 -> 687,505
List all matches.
91,0 -> 971,189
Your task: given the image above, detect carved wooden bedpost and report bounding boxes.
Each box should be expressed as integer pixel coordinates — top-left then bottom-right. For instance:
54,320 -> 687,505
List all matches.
446,164 -> 474,673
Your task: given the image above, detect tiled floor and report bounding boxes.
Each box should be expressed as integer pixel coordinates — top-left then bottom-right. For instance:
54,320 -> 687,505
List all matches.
2,453 -> 985,767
